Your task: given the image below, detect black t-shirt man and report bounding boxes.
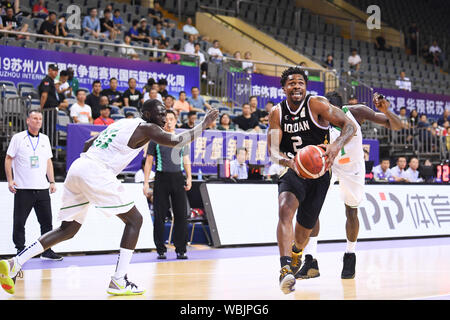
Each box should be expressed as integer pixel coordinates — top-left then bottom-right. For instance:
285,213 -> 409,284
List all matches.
39,20 -> 56,35
100,17 -> 114,33
101,88 -> 123,106
86,93 -> 101,119
38,75 -> 59,108
122,89 -> 143,109
233,114 -> 259,131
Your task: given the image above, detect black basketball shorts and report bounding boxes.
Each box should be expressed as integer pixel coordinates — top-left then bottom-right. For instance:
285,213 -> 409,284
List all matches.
278,168 -> 331,229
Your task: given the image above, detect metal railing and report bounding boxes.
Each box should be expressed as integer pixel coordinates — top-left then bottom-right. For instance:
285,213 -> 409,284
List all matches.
1,96 -> 30,146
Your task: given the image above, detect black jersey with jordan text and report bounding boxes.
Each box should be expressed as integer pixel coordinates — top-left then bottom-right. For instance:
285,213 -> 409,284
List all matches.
278,94 -> 329,159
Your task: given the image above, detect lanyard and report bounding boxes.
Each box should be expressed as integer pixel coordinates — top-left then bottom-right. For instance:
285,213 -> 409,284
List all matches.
27,131 -> 40,155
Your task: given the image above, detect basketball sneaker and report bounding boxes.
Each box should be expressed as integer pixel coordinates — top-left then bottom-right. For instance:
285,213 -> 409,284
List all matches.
341,253 -> 356,279
0,258 -> 23,294
296,254 -> 320,279
279,265 -> 296,294
290,250 -> 303,278
107,274 -> 145,296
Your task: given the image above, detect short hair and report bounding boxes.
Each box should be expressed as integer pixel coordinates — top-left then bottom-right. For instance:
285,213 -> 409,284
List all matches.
59,70 -> 69,77
380,158 -> 390,163
49,11 -> 56,16
242,103 -> 250,108
325,91 -> 343,108
109,77 -> 117,82
92,80 -> 101,87
280,67 -> 308,87
400,106 -> 407,111
236,147 -> 247,155
397,156 -> 407,162
76,89 -> 87,95
266,101 -> 275,106
194,42 -> 201,47
166,109 -> 177,118
409,157 -> 418,162
113,9 -> 120,13
158,78 -> 168,85
179,91 -> 186,96
249,95 -> 257,101
27,109 -> 42,117
104,9 -> 111,14
132,19 -> 139,26
128,77 -> 136,84
213,39 -> 219,44
187,111 -> 197,117
191,86 -> 199,91
165,95 -> 174,100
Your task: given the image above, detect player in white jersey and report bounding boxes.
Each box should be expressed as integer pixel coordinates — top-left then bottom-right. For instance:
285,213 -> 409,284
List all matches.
0,99 -> 219,296
297,92 -> 403,280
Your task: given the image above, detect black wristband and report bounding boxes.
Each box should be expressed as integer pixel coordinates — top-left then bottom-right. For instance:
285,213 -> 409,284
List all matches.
49,182 -> 55,184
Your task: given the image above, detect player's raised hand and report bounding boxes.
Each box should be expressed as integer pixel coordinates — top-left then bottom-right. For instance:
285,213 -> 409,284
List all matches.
322,143 -> 340,168
202,108 -> 219,130
373,93 -> 390,113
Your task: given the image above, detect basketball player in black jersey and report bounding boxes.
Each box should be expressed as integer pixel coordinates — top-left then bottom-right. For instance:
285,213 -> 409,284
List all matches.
267,67 -> 356,294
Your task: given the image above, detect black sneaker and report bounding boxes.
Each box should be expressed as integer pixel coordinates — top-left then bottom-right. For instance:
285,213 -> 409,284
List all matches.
297,254 -> 320,279
341,253 -> 356,279
279,265 -> 296,294
290,250 -> 302,277
176,252 -> 188,260
157,252 -> 167,259
40,249 -> 63,261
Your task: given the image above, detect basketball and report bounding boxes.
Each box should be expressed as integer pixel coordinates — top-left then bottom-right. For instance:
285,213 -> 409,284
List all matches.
295,145 -> 328,179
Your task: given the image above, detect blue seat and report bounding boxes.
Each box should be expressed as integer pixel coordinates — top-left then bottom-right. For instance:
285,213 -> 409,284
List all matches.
111,114 -> 125,121
232,107 -> 242,115
17,82 -> 34,93
123,106 -> 138,115
208,99 -> 220,105
180,111 -> 189,121
219,107 -> 230,114
110,105 -> 120,115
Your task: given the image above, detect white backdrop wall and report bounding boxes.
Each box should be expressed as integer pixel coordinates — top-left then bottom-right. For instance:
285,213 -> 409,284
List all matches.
0,183 -> 155,255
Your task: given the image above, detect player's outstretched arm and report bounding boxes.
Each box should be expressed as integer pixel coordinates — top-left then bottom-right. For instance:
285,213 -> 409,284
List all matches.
310,96 -> 356,166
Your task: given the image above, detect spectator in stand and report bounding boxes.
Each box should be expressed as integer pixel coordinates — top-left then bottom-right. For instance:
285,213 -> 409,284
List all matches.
137,18 -> 152,43
142,78 -> 155,95
150,21 -> 166,41
112,9 -> 124,31
151,83 -> 163,102
180,111 -> 197,129
233,103 -> 260,132
437,109 -> 450,126
32,0 -> 48,19
187,86 -> 211,111
1,6 -> 29,39
184,34 -> 195,54
217,113 -> 235,131
125,112 -> 135,119
147,1 -> 164,26
121,34 -> 139,60
374,33 -> 391,51
372,158 -> 392,181
166,44 -> 181,64
348,94 -> 358,105
123,78 -> 143,110
408,22 -> 419,55
421,44 -> 433,64
324,54 -> 334,70
405,157 -> 422,182
230,148 -> 248,180
100,9 -> 118,40
207,40 -> 223,64
429,40 -> 442,67
93,104 -> 114,126
259,101 -> 274,126
173,91 -> 197,113
55,15 -> 73,47
298,61 -> 309,76
348,48 -> 361,72
143,88 -> 161,104
149,38 -> 167,62
391,156 -> 409,182
70,90 -> 93,124
242,51 -> 256,74
38,11 -> 57,42
99,4 -> 113,19
86,80 -> 103,120
82,8 -> 105,39
395,71 -> 412,91
264,161 -> 283,180
194,42 -> 208,80
101,77 -> 123,107
66,67 -> 79,95
56,70 -> 72,99
249,96 -> 265,124
417,114 -> 430,128
182,17 -> 199,40
127,19 -> 142,42
398,107 -> 409,128
158,78 -> 169,99
409,109 -> 419,127
164,95 -> 175,110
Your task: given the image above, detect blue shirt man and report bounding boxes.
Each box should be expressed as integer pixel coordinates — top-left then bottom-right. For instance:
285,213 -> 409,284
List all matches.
230,148 -> 248,180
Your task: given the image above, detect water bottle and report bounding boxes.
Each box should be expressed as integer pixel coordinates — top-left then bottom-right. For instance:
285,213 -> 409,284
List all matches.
198,168 -> 203,181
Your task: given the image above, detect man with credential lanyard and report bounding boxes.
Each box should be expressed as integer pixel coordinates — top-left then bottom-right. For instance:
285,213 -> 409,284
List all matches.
4,110 -> 62,260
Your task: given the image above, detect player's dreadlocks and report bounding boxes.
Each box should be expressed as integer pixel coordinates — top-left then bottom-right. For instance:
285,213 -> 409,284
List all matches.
280,67 -> 308,87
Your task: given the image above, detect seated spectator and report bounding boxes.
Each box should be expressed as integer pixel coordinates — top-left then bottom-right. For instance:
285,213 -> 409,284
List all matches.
99,4 -> 113,19
421,44 -> 433,64
150,82 -> 163,102
164,95 -> 175,110
409,109 -> 419,127
259,101 -> 274,126
184,34 -> 195,54
150,21 -> 166,40
101,77 -> 123,107
374,33 -> 391,51
1,6 -> 29,39
56,70 -> 72,99
207,40 -> 223,63
264,161 -> 283,180
437,109 -> 450,126
113,9 -> 124,31
217,113 -> 235,131
174,91 -> 196,113
391,156 -> 409,182
137,18 -> 152,43
429,40 -> 442,67
143,88 -> 161,103
82,8 -> 105,39
242,51 -> 256,74
38,11 -> 57,42
324,54 -> 334,70
348,48 -> 361,72
180,111 -> 197,129
32,0 -> 49,19
93,105 -> 114,126
233,103 -> 260,132
127,19 -> 142,42
158,78 -> 169,99
54,81 -> 69,111
55,15 -> 73,47
348,94 -> 358,105
166,44 -> 181,64
100,9 -> 118,40
149,39 -> 168,62
70,90 -> 93,124
187,86 -> 211,112
405,157 -> 423,182
123,78 -> 144,109
125,112 -> 135,119
249,95 -> 268,126
230,148 -> 248,180
86,80 -> 102,119
194,42 -> 208,80
395,71 -> 412,91
372,158 -> 392,181
182,17 -> 199,40
143,78 -> 155,95
147,1 -> 164,26
67,67 -> 79,96
298,61 -> 309,76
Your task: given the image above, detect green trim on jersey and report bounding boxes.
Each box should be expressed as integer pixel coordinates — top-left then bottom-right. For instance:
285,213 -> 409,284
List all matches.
60,201 -> 90,210
95,201 -> 135,209
156,144 -> 162,171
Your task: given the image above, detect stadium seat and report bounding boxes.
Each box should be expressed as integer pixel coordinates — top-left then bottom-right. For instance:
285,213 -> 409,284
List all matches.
123,107 -> 138,115
110,106 -> 120,115
111,114 -> 125,121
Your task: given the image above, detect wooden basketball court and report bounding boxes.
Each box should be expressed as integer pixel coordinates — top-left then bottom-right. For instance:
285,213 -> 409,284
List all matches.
1,238 -> 450,300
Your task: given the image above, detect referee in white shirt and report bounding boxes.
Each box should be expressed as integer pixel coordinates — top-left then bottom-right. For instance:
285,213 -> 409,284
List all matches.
4,110 -> 62,260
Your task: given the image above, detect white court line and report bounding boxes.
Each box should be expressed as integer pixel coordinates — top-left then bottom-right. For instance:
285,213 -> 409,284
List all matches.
409,293 -> 450,300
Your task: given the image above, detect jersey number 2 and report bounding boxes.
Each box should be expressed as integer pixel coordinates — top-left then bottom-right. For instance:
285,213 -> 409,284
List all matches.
292,136 -> 303,153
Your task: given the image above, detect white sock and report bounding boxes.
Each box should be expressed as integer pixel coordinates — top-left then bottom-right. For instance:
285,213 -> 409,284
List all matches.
16,241 -> 45,266
114,248 -> 134,280
304,237 -> 318,257
346,240 -> 357,253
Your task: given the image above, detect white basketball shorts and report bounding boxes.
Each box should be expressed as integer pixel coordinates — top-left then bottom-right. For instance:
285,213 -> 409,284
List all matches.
331,160 -> 365,208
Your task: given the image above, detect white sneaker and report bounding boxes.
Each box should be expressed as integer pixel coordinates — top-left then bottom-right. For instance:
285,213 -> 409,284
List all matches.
106,275 -> 145,296
0,258 -> 23,294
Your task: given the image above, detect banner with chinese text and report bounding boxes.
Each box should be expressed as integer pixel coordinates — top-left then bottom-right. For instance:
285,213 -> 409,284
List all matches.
0,45 -> 198,95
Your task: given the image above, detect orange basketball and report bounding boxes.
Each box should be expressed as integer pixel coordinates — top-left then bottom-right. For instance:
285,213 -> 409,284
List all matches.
295,145 -> 328,179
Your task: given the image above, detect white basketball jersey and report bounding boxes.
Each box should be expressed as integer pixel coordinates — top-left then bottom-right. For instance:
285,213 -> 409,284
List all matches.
82,118 -> 146,175
329,106 -> 364,168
